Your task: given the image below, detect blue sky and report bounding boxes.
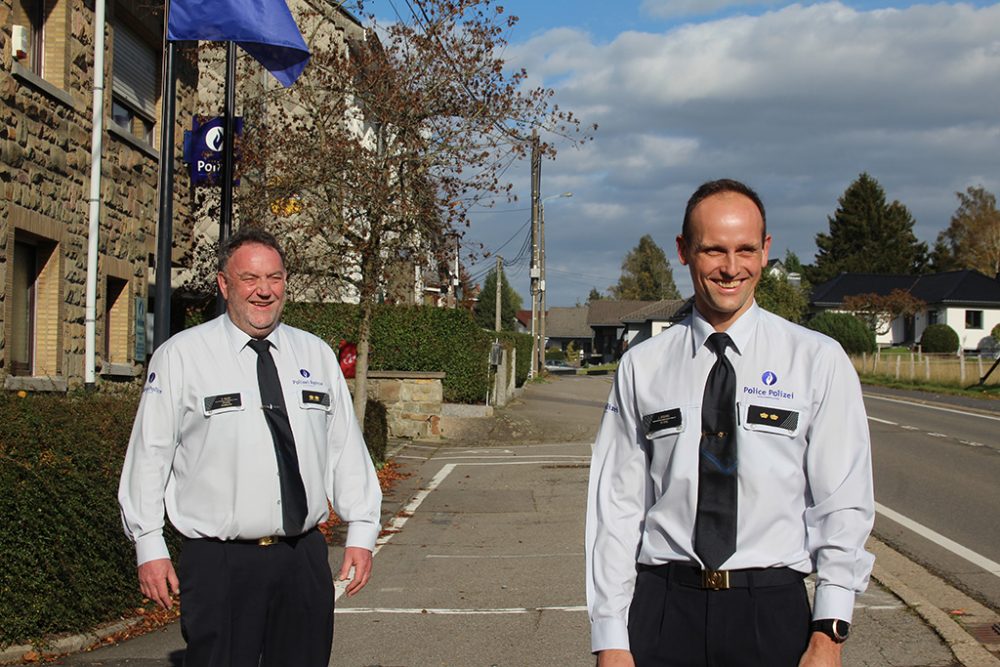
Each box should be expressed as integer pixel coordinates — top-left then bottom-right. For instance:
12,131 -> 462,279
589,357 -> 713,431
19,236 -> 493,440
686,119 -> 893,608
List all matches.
372,1 -> 1000,307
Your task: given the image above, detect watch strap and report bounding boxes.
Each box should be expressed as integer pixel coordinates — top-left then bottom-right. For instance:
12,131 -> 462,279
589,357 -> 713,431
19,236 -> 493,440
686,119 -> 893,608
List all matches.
810,618 -> 850,643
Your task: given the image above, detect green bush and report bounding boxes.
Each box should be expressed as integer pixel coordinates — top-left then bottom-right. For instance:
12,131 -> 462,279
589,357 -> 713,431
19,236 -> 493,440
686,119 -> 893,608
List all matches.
806,311 -> 876,354
920,323 -> 960,353
284,303 -> 494,402
496,331 -> 532,387
363,399 -> 388,464
545,348 -> 565,361
0,390 -> 174,646
991,322 -> 1000,341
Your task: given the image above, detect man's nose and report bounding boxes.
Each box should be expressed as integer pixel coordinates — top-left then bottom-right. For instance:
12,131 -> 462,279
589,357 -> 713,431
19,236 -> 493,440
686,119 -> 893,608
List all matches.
721,253 -> 739,276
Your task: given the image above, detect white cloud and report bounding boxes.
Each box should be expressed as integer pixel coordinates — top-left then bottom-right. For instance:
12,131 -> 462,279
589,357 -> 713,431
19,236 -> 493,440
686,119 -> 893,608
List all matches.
474,2 -> 1000,307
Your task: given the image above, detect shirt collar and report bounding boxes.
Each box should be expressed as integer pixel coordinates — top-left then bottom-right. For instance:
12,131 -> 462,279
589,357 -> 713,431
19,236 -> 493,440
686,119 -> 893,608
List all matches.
221,313 -> 283,353
690,301 -> 760,357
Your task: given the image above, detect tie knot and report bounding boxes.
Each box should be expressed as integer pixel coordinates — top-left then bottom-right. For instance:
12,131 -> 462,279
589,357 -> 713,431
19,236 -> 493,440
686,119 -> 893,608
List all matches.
706,332 -> 732,357
247,338 -> 272,355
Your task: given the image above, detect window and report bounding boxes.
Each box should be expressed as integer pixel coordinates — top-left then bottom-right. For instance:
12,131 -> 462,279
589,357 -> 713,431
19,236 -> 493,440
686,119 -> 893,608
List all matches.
105,277 -> 130,365
965,310 -> 984,330
12,0 -> 69,87
9,233 -> 59,377
112,19 -> 158,144
927,310 -> 939,326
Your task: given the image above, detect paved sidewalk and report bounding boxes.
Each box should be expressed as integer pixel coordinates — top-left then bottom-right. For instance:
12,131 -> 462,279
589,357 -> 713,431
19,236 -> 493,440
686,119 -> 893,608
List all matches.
21,375 -> 1000,666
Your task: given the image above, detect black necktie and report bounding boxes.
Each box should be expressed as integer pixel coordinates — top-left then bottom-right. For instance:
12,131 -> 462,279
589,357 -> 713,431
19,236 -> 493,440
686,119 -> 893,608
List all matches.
247,338 -> 308,536
695,332 -> 738,570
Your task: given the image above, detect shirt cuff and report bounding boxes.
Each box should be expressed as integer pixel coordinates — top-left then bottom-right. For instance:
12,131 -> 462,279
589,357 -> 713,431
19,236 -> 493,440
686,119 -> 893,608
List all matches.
345,521 -> 380,552
812,583 -> 856,623
135,533 -> 170,566
591,617 -> 630,653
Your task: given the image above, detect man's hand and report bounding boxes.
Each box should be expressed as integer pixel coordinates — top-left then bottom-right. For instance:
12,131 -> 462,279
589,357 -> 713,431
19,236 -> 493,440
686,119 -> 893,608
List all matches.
596,649 -> 635,667
337,546 -> 373,596
137,558 -> 179,610
799,632 -> 843,667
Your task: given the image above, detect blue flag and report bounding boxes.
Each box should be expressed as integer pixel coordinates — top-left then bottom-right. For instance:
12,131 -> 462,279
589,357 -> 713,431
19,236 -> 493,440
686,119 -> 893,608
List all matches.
168,0 -> 311,87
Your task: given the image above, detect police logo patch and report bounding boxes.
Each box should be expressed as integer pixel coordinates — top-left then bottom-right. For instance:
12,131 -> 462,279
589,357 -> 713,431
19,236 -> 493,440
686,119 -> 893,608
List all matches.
302,391 -> 330,407
746,404 -> 798,431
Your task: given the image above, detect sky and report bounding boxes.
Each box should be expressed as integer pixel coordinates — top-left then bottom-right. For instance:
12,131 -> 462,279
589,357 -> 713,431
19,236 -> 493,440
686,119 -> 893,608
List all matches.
390,1 -> 1000,307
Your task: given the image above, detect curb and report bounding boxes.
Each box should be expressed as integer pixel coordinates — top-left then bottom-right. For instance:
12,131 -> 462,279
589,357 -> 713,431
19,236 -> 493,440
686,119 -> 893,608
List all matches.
0,616 -> 144,666
869,536 -> 1000,666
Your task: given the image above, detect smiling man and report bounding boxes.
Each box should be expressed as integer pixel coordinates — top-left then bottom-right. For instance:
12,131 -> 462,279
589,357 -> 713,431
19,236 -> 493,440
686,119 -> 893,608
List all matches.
119,227 -> 381,667
586,179 -> 875,667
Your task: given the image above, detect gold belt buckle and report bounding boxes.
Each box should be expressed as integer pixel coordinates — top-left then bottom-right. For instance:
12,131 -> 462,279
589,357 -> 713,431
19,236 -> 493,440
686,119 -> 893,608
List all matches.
257,535 -> 278,546
702,569 -> 730,590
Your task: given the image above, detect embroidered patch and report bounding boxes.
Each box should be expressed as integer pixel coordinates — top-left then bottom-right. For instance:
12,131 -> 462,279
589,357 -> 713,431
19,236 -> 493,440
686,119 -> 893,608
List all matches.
746,405 -> 798,432
301,391 -> 330,407
204,393 -> 242,412
642,408 -> 683,434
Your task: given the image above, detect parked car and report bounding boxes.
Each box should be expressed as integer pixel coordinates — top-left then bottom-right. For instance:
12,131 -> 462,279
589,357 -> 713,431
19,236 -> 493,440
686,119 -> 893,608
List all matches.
544,359 -> 576,374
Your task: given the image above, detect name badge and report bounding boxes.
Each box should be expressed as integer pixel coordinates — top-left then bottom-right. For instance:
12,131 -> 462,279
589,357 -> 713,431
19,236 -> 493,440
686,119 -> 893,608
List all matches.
301,391 -> 330,407
745,405 -> 799,432
642,408 -> 682,435
204,393 -> 242,413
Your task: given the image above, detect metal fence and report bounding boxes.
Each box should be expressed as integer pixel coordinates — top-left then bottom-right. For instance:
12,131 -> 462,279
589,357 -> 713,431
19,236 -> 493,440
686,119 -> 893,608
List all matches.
850,351 -> 1000,387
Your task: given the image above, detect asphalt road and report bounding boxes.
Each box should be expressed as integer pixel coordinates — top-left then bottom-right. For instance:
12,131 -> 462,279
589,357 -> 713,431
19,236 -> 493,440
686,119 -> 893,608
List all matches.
864,388 -> 1000,613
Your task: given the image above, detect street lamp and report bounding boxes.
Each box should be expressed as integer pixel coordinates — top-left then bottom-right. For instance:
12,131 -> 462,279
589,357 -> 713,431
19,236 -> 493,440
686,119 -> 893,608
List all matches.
535,192 -> 573,376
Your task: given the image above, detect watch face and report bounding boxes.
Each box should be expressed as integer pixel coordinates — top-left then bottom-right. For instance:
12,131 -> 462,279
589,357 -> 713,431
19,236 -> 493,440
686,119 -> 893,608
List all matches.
833,620 -> 850,641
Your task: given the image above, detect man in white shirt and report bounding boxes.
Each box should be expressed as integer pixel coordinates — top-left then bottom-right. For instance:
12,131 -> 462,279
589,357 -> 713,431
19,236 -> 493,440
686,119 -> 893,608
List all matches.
586,179 -> 874,667
119,227 -> 382,667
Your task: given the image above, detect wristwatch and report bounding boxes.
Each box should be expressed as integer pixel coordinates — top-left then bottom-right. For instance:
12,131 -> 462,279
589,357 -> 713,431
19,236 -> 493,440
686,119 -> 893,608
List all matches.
810,619 -> 851,643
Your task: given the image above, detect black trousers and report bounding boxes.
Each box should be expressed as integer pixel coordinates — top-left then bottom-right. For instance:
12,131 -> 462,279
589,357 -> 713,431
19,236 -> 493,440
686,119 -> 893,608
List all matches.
178,529 -> 334,667
627,565 -> 811,667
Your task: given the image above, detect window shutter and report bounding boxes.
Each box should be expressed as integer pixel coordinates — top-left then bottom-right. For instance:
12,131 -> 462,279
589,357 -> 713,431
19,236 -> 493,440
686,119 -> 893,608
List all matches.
112,21 -> 157,118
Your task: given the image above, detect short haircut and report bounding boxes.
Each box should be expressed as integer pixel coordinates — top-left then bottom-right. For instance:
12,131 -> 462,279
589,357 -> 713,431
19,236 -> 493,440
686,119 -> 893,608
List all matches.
681,179 -> 767,244
216,226 -> 287,273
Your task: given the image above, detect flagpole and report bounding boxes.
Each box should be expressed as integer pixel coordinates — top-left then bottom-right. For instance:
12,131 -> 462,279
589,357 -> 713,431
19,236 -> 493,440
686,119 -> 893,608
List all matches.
154,2 -> 177,351
216,40 -> 237,315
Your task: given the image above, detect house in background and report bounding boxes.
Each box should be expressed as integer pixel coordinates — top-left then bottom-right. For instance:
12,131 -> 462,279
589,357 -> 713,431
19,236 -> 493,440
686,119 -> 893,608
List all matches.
620,298 -> 692,348
810,270 -> 1000,352
514,309 -> 531,334
587,300 -> 658,363
544,306 -> 593,360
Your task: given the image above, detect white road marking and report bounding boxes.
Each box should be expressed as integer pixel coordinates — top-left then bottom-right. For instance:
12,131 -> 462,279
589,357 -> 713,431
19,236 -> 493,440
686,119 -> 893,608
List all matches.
335,463 -> 457,602
432,454 -> 590,461
866,394 -> 1000,422
335,605 -> 587,615
875,502 -> 1000,578
900,425 -> 920,431
425,553 -> 584,560
960,440 -> 984,447
926,432 -> 948,438
867,417 -> 897,426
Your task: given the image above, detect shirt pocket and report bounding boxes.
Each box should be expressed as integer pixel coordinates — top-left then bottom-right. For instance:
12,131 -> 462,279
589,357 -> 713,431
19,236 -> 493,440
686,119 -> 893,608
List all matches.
201,391 -> 245,417
740,402 -> 805,438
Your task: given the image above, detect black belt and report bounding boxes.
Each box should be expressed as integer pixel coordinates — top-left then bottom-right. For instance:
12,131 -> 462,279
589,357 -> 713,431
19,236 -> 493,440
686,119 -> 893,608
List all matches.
194,527 -> 317,547
638,562 -> 806,590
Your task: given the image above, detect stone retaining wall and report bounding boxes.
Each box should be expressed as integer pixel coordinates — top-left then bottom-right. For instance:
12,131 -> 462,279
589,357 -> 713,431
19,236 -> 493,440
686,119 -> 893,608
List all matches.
348,370 -> 445,440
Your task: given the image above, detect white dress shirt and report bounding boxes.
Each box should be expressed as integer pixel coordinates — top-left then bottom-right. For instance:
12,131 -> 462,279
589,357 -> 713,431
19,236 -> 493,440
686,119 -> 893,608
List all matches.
119,314 -> 382,566
586,302 -> 875,653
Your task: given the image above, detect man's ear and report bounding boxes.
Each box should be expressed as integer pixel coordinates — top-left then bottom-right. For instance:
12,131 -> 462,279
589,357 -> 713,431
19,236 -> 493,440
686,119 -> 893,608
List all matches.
217,272 -> 229,301
676,235 -> 689,266
761,234 -> 773,267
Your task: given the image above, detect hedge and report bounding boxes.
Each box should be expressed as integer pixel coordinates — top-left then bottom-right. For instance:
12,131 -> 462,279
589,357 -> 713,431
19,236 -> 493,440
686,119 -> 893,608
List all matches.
0,390 -> 164,647
806,311 -> 876,355
495,331 -> 532,387
284,302 -> 499,402
920,323 -> 959,353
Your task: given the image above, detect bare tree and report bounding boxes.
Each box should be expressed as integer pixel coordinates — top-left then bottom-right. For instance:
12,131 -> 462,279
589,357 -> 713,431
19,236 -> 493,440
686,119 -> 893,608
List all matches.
238,0 -> 594,424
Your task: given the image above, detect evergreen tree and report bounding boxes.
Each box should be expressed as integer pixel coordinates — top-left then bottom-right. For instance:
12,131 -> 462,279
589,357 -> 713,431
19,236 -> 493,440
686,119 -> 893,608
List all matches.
808,173 -> 928,284
474,267 -> 522,331
756,272 -> 809,323
587,287 -> 605,303
611,235 -> 681,300
931,186 -> 1000,276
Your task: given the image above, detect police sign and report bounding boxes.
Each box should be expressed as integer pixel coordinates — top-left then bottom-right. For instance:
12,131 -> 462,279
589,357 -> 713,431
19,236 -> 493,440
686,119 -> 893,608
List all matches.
182,116 -> 244,186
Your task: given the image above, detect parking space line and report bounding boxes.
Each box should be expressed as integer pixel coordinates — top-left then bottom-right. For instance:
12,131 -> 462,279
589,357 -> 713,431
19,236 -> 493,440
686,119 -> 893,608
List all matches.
335,606 -> 587,615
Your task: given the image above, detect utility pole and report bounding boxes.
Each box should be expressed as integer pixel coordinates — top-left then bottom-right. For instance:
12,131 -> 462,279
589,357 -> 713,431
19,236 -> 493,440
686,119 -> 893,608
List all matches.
538,202 -> 547,372
494,255 -> 503,331
529,131 -> 541,378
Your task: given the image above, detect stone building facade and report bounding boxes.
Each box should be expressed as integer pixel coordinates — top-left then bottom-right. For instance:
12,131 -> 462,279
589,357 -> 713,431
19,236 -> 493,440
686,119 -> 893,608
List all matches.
1,0 -> 196,389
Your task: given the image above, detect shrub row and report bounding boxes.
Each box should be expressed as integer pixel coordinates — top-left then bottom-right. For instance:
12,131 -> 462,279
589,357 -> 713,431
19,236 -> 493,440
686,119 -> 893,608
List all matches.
284,302 -> 526,402
806,311 -> 876,354
0,390 -> 165,647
